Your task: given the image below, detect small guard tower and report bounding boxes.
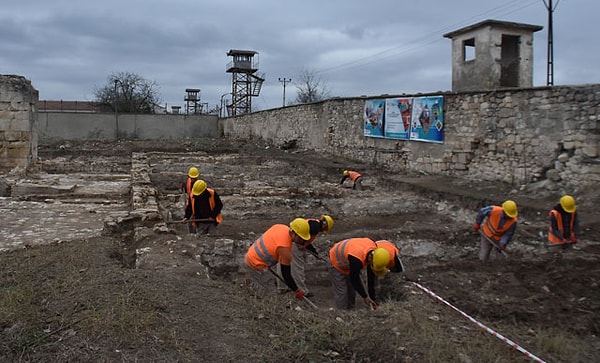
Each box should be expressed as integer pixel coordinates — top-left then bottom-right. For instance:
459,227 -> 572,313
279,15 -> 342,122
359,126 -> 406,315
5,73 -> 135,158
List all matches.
184,88 -> 201,115
443,20 -> 542,92
226,49 -> 264,116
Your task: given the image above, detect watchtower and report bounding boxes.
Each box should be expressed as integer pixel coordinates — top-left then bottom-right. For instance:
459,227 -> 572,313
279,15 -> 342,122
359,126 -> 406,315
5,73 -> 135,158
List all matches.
226,49 -> 264,115
184,88 -> 201,115
443,20 -> 542,92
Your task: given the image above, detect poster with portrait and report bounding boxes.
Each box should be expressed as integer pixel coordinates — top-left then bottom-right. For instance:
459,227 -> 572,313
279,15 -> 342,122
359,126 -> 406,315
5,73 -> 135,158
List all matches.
383,98 -> 412,140
409,96 -> 444,143
363,99 -> 385,138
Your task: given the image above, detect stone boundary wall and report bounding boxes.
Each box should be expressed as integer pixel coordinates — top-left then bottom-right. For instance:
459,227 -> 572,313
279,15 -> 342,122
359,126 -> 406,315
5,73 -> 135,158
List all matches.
2,74 -> 598,192
0,75 -> 38,169
222,84 -> 600,190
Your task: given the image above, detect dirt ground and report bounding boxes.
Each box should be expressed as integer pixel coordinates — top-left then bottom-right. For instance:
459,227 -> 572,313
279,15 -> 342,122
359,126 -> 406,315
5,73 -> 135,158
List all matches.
1,139 -> 599,362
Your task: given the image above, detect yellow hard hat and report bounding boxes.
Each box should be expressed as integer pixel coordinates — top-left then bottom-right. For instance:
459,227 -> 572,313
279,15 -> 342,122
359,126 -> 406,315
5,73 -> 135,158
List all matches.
192,180 -> 207,196
188,167 -> 199,178
502,200 -> 518,218
371,247 -> 390,277
560,195 -> 576,213
343,170 -> 349,176
289,218 -> 311,241
320,214 -> 334,233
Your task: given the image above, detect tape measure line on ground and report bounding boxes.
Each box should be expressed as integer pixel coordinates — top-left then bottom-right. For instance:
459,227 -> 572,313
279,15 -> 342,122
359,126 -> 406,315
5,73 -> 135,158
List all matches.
412,282 -> 547,363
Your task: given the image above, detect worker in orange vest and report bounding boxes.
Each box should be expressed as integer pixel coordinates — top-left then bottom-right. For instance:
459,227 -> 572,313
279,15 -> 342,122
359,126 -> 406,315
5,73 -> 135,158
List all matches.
244,218 -> 311,299
183,180 -> 223,236
474,200 -> 518,261
180,167 -> 200,233
278,215 -> 334,297
340,170 -> 363,190
328,238 -> 391,310
375,240 -> 404,273
548,195 -> 579,248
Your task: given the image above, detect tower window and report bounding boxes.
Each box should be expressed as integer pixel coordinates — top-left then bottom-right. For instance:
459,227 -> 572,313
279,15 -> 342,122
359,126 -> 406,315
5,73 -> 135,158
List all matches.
463,38 -> 475,62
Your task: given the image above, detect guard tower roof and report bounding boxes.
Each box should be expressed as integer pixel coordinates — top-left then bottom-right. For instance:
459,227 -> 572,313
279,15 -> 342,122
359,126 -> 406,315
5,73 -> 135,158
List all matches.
443,19 -> 542,38
227,49 -> 258,56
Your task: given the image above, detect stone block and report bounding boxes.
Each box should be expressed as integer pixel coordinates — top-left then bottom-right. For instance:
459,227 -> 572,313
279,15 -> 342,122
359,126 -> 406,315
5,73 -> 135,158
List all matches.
557,153 -> 569,163
583,145 -> 598,158
546,169 -> 561,182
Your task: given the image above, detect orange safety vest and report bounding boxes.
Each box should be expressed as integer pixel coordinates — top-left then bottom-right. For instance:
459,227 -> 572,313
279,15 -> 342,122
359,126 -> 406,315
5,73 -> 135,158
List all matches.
184,177 -> 196,210
207,189 -> 223,223
376,240 -> 399,269
329,238 -> 376,275
245,224 -> 292,270
348,171 -> 362,182
482,206 -> 517,242
191,188 -> 223,225
548,209 -> 575,244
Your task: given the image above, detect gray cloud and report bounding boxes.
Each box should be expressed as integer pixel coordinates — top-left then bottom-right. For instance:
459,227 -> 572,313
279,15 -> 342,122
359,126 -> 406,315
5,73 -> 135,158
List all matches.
2,0 -> 598,111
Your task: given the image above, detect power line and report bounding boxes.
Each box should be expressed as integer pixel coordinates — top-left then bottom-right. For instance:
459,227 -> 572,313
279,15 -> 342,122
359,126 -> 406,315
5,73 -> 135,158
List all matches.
316,0 -> 541,75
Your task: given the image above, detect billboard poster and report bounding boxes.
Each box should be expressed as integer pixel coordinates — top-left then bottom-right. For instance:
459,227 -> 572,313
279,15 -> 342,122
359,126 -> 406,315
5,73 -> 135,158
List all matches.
409,96 -> 444,143
363,99 -> 385,138
384,98 -> 412,140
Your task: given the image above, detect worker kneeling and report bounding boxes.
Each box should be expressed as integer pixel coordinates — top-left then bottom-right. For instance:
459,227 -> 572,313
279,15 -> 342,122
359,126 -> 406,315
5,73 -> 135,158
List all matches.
243,218 -> 311,300
328,238 -> 391,310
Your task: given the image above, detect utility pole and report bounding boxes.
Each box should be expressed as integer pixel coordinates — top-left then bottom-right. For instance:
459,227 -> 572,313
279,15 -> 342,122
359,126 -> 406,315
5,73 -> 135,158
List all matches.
278,77 -> 291,107
113,79 -> 119,139
543,0 -> 558,86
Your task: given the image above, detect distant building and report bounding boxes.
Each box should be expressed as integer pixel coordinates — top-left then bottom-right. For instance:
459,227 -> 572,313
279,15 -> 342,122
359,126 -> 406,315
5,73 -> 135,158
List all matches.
39,100 -> 111,113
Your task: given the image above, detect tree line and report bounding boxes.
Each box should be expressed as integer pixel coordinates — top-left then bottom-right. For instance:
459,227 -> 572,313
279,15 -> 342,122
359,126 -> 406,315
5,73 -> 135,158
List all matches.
94,69 -> 330,114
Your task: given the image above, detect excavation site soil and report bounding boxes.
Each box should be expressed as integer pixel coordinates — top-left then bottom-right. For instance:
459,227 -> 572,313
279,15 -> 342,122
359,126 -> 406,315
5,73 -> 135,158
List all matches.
1,139 -> 599,362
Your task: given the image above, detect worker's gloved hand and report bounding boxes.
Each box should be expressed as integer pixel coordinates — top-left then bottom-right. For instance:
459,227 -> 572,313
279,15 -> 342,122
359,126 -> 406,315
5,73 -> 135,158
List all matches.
295,289 -> 305,300
498,243 -> 506,251
364,297 -> 377,310
571,237 -> 577,244
473,223 -> 480,231
182,218 -> 188,222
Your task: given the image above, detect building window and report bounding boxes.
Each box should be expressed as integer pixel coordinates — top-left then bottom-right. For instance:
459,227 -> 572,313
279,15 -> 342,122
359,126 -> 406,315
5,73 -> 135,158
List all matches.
463,38 -> 475,62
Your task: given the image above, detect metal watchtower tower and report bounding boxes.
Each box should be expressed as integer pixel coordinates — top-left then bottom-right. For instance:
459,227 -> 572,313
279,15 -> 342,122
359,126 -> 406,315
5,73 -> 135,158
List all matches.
184,88 -> 201,115
226,49 -> 264,115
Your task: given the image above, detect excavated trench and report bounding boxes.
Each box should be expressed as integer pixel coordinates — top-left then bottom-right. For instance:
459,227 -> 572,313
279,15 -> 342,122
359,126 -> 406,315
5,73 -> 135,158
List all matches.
2,139 -> 584,272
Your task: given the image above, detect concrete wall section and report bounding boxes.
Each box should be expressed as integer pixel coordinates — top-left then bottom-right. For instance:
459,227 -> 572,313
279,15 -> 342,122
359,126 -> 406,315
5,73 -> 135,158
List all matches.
0,75 -> 38,169
222,84 -> 600,191
38,112 -> 219,141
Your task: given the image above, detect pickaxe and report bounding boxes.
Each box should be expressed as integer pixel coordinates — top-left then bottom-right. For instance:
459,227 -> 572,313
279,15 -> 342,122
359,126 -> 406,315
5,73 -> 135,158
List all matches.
479,230 -> 509,257
307,249 -> 328,263
267,267 -> 318,309
166,218 -> 215,224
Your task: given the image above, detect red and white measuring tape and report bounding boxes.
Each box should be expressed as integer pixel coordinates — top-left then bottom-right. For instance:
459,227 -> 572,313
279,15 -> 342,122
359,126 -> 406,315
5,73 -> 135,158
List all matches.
413,282 -> 547,363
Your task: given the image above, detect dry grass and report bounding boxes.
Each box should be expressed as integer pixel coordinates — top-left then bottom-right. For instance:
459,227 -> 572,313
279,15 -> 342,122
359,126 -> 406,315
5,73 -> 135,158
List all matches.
0,238 -> 597,362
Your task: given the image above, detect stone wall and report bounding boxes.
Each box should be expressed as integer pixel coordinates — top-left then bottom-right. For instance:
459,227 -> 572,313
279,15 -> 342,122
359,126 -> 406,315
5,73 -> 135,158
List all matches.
222,84 -> 600,191
38,112 -> 219,141
0,75 -> 38,169
2,74 -> 597,192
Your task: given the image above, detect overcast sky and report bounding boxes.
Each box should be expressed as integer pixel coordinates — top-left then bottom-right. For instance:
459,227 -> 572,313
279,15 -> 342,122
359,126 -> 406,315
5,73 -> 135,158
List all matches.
2,0 -> 597,112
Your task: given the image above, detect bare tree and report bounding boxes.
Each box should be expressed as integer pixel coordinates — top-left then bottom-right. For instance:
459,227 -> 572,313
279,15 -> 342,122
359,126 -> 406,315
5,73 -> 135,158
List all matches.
94,72 -> 161,114
293,68 -> 330,104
